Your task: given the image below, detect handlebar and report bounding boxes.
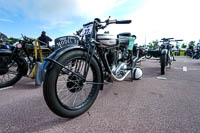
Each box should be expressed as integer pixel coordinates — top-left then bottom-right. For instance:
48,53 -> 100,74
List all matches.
82,17 -> 132,29
23,36 -> 35,42
175,39 -> 183,42
161,38 -> 174,41
116,20 -> 132,24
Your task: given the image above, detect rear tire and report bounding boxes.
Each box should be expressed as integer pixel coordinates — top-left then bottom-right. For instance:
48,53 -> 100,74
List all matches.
43,50 -> 102,118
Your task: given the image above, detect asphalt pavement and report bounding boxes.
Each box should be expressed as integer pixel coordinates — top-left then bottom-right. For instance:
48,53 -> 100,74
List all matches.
0,56 -> 200,133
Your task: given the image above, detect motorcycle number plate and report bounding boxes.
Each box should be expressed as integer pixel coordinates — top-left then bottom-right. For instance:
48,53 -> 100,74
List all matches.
81,24 -> 93,36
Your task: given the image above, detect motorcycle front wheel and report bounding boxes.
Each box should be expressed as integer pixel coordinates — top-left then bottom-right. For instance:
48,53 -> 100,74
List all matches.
160,54 -> 166,75
43,50 -> 102,118
0,57 -> 23,88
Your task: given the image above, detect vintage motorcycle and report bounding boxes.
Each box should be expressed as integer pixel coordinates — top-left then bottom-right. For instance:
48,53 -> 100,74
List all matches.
42,17 -> 143,118
160,38 -> 177,75
0,35 -> 53,88
0,36 -> 32,88
192,48 -> 200,59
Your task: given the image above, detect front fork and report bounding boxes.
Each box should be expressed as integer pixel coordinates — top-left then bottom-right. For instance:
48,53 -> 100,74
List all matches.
161,49 -> 169,66
46,45 -> 97,83
83,44 -> 96,79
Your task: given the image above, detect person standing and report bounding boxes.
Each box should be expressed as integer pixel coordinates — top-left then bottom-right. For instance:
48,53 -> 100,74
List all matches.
38,31 -> 52,48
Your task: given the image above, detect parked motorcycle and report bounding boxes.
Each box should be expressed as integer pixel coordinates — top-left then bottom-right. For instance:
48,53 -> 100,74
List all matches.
192,48 -> 200,59
0,36 -> 32,88
42,17 -> 143,118
145,49 -> 161,59
0,35 -> 53,88
184,45 -> 194,57
160,38 -> 176,75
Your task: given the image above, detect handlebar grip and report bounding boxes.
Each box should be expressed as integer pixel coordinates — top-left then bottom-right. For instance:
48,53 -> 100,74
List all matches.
116,20 -> 132,24
161,38 -> 174,41
175,40 -> 183,41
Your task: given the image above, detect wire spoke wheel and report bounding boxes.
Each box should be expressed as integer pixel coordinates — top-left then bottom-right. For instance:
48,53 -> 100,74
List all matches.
56,59 -> 93,109
0,58 -> 23,88
43,50 -> 102,118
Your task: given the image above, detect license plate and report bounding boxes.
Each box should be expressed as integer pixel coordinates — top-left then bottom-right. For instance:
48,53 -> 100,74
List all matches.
81,24 -> 93,36
55,36 -> 79,49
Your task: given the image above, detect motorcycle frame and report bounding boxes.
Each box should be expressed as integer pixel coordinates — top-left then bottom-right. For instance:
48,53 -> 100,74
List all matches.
45,20 -> 137,83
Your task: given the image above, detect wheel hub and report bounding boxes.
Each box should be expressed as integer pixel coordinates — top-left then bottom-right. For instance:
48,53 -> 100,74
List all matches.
67,74 -> 84,93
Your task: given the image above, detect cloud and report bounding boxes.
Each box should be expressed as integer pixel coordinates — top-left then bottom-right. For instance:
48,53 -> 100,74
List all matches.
0,0 -> 79,21
0,0 -> 130,38
0,18 -> 14,23
77,0 -> 128,18
131,0 -> 200,43
0,0 -> 127,22
1,0 -> 199,44
39,20 -> 73,31
106,0 -> 200,44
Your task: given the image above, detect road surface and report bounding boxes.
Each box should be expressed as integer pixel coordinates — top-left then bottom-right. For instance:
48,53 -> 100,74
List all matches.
0,56 -> 200,133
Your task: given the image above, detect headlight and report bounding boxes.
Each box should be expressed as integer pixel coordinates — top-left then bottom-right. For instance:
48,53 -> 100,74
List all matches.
16,43 -> 22,48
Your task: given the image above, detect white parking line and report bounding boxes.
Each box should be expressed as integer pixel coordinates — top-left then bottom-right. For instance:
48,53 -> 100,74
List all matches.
174,67 -> 182,70
183,66 -> 187,72
0,86 -> 13,91
189,68 -> 198,71
156,77 -> 167,80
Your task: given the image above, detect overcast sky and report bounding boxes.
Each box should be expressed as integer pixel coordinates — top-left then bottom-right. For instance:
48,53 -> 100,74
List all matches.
0,0 -> 200,45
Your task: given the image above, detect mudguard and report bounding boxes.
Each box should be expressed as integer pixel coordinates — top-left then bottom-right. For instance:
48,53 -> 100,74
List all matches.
161,49 -> 168,55
40,44 -> 104,90
17,57 -> 28,76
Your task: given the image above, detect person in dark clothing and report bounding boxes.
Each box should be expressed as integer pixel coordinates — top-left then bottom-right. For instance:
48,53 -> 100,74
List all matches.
38,31 -> 52,48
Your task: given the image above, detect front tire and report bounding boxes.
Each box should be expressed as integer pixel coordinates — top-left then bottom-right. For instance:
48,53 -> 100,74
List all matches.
43,50 -> 102,118
0,57 -> 23,88
160,54 -> 166,75
145,54 -> 152,59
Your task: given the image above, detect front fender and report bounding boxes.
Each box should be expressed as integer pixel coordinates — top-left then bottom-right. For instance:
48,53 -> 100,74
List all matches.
161,49 -> 168,55
42,44 -> 104,90
17,57 -> 28,76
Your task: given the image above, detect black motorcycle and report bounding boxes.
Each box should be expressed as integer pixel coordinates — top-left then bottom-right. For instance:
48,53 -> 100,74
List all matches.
0,36 -> 37,88
192,48 -> 200,59
42,17 -> 143,118
160,38 -> 177,75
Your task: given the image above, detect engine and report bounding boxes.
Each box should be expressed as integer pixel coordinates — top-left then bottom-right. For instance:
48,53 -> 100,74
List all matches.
106,47 -> 130,77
